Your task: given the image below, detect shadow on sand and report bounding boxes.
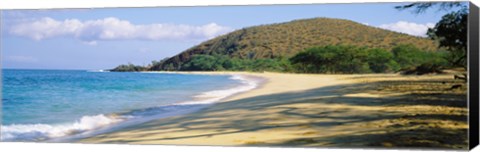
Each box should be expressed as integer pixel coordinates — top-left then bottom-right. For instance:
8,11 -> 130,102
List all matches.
82,77 -> 468,149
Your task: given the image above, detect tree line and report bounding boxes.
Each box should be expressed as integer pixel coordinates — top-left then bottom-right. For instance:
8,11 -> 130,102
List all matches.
143,44 -> 447,74
112,44 -> 451,74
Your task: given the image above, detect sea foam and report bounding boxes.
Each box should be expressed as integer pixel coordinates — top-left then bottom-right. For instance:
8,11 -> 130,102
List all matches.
1,114 -> 128,141
182,74 -> 260,104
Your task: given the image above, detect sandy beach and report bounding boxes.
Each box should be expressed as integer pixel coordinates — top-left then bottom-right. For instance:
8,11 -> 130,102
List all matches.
79,72 -> 468,149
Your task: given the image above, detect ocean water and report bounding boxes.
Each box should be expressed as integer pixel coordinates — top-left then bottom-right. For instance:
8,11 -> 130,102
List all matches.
1,69 -> 260,142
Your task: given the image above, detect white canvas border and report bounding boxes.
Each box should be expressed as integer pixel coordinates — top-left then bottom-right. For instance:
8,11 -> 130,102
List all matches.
0,0 -> 478,152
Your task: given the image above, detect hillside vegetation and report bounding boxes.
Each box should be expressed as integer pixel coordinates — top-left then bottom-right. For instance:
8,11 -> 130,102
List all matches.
112,17 -> 446,73
146,18 -> 438,71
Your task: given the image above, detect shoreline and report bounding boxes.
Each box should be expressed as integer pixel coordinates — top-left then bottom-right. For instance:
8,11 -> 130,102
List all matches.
64,72 -> 267,142
2,72 -> 264,142
141,71 -> 355,101
78,72 -> 468,149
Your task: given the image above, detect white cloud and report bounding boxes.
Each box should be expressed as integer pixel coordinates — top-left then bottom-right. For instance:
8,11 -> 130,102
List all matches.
9,17 -> 233,43
378,21 -> 435,37
6,55 -> 38,63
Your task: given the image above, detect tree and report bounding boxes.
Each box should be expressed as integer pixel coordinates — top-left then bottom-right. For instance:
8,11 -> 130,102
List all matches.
391,44 -> 425,69
110,63 -> 147,72
366,48 -> 398,72
290,45 -> 372,74
396,2 -> 468,68
427,9 -> 468,67
395,2 -> 465,13
181,55 -> 218,71
333,46 -> 370,73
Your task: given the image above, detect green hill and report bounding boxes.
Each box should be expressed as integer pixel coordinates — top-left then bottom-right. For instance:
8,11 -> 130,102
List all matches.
149,17 -> 438,71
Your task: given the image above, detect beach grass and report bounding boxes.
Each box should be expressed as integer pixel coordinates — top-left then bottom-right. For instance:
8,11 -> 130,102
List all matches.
79,72 -> 467,149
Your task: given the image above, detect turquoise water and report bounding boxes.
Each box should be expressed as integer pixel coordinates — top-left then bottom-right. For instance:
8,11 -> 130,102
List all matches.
1,69 -> 258,141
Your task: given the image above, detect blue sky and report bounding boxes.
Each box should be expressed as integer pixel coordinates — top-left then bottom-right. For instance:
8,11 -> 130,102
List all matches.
1,2 -> 465,70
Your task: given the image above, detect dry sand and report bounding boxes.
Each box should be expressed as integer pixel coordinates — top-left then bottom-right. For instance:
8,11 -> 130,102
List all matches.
79,72 -> 468,149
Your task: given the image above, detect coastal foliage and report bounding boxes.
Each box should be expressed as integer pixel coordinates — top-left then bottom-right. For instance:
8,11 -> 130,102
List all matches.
290,45 -> 372,73
159,44 -> 447,74
180,54 -> 292,72
289,45 -> 447,74
427,9 -> 468,68
110,63 -> 147,72
111,44 -> 448,74
396,2 -> 468,68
